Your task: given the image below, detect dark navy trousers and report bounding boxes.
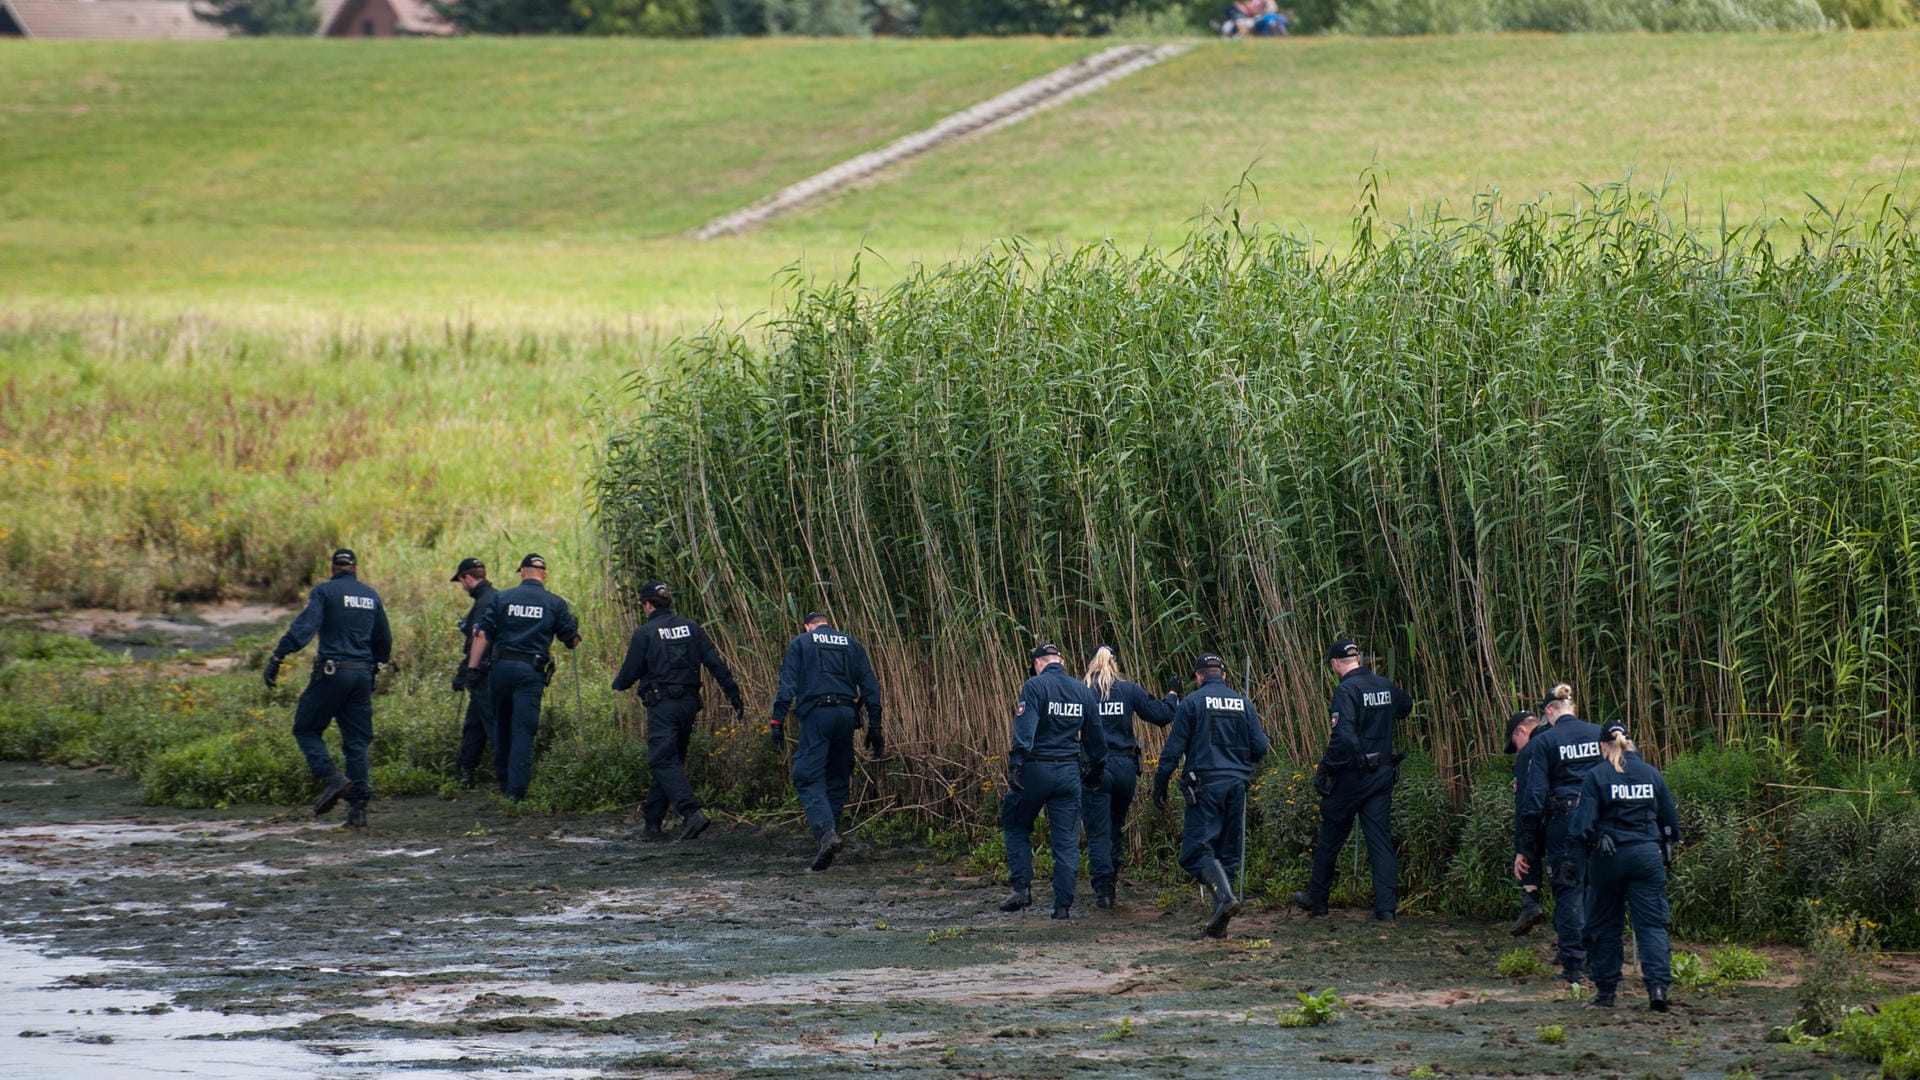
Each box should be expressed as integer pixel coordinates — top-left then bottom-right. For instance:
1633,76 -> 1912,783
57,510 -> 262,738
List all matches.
488,660 -> 546,799
1544,813 -> 1591,976
455,683 -> 494,780
1584,841 -> 1671,993
1307,767 -> 1398,914
292,668 -> 373,809
643,693 -> 702,827
1081,753 -> 1139,893
1002,760 -> 1082,909
792,705 -> 859,839
1178,776 -> 1248,881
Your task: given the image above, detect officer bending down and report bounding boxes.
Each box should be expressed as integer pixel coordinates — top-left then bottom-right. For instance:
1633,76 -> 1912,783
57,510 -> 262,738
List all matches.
1568,723 -> 1679,1012
450,557 -> 496,787
1504,708 -> 1546,935
461,554 -> 580,802
611,581 -> 744,842
1295,637 -> 1412,921
1514,682 -> 1604,985
1000,643 -> 1102,919
770,610 -> 883,871
264,548 -> 391,829
1154,652 -> 1268,939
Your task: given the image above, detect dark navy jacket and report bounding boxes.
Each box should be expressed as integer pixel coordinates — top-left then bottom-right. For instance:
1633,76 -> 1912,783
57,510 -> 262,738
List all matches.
1155,675 -> 1269,786
771,623 -> 881,728
1090,679 -> 1175,756
457,579 -> 497,667
1568,752 -> 1681,849
1319,665 -> 1411,774
275,571 -> 391,665
611,609 -> 743,708
1011,663 -> 1101,765
1515,713 -> 1606,857
475,579 -> 579,661
1510,729 -> 1548,851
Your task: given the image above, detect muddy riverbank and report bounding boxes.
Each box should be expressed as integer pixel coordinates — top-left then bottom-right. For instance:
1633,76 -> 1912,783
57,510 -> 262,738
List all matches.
0,762 -> 1897,1078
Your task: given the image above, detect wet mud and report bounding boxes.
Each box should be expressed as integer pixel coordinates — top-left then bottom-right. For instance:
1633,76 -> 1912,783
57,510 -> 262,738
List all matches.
16,602 -> 295,661
0,762 -> 1900,1078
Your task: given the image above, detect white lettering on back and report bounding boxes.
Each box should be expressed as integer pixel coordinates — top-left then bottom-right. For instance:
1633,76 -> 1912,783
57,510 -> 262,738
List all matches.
811,633 -> 850,646
1560,742 -> 1600,761
658,625 -> 692,640
1611,783 -> 1655,801
342,595 -> 374,610
508,604 -> 544,619
1204,696 -> 1246,711
1362,690 -> 1394,707
1047,701 -> 1084,718
1099,701 -> 1126,717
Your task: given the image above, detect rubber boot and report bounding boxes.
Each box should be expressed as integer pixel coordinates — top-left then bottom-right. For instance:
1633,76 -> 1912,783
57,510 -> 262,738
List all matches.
1587,986 -> 1617,1008
1201,860 -> 1240,939
810,830 -> 844,872
1291,890 -> 1328,917
343,805 -> 368,829
1648,985 -> 1670,1013
677,810 -> 710,842
1094,884 -> 1115,910
998,888 -> 1031,913
313,771 -> 350,817
640,824 -> 667,841
1051,905 -> 1071,920
1510,890 -> 1545,936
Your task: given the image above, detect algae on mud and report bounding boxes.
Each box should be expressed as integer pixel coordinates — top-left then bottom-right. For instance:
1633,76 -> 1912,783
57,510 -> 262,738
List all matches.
0,762 -> 1897,1078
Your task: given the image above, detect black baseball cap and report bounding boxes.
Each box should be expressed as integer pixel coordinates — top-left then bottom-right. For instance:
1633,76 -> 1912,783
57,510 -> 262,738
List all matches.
1193,652 -> 1225,672
519,553 -> 546,570
640,581 -> 671,603
450,557 -> 485,582
1326,637 -> 1360,662
1031,643 -> 1062,661
331,548 -> 356,567
1602,721 -> 1628,743
1503,710 -> 1539,754
803,610 -> 830,624
1087,643 -> 1114,664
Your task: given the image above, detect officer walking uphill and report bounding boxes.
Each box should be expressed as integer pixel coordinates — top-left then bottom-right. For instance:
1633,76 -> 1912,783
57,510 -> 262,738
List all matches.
1080,644 -> 1176,910
1504,708 -> 1547,935
1000,643 -> 1102,920
264,549 -> 391,829
611,581 -> 744,842
450,557 -> 496,787
1153,653 -> 1268,938
1514,682 -> 1605,985
460,554 -> 580,802
770,610 -> 883,871
1568,723 -> 1680,1012
1294,637 -> 1412,921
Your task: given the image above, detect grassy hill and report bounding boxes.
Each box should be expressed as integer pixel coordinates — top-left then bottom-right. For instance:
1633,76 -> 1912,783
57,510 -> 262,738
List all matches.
1,33 -> 1915,322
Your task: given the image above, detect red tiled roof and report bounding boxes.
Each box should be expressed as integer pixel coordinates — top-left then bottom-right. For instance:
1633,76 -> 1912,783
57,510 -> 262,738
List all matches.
2,0 -> 228,37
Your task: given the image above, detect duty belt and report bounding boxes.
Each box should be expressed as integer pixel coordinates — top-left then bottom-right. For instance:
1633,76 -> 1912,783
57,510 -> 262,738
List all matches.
1547,793 -> 1583,815
320,659 -> 376,671
811,694 -> 856,708
497,649 -> 549,667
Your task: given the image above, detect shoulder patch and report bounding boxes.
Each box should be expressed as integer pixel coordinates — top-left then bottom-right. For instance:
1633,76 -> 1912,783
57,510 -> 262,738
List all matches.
1015,702 -> 1026,716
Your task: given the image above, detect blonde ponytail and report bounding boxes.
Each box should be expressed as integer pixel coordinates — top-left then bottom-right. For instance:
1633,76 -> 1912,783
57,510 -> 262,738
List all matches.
1602,732 -> 1635,772
1084,645 -> 1120,700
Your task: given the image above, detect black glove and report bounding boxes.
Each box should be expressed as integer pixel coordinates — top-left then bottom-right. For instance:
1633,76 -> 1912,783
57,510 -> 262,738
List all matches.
263,655 -> 283,689
865,726 -> 885,758
1081,756 -> 1105,790
769,719 -> 785,750
1153,781 -> 1170,810
1596,833 -> 1618,857
734,702 -> 746,725
451,670 -> 465,693
1006,758 -> 1025,793
1313,766 -> 1335,797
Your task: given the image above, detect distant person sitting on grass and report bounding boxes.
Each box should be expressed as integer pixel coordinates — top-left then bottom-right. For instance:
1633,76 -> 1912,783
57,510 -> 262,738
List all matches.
1214,0 -> 1289,36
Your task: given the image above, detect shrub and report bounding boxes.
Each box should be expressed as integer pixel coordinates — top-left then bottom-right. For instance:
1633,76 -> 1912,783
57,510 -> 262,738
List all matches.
1672,951 -> 1712,990
1832,994 -> 1920,1079
1669,807 -> 1781,943
1496,947 -> 1554,978
525,729 -> 654,814
1277,989 -> 1343,1027
1665,746 -> 1771,815
1796,901 -> 1881,1036
1440,768 -> 1520,916
142,728 -> 311,809
1709,946 -> 1771,984
1535,1024 -> 1565,1044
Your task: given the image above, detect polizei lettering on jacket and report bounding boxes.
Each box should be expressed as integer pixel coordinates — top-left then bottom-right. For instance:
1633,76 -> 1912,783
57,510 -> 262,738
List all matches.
1559,741 -> 1601,761
1046,701 -> 1084,718
1611,783 -> 1655,801
811,633 -> 849,646
657,625 -> 692,640
1204,696 -> 1246,711
1099,701 -> 1126,717
1362,690 -> 1394,707
508,604 -> 545,619
342,596 -> 375,610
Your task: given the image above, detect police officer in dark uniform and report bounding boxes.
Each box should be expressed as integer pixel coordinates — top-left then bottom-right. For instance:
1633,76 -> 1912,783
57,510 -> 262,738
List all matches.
1000,643 -> 1102,919
1514,682 -> 1604,985
1080,644 -> 1176,909
1504,708 -> 1547,935
611,581 -> 744,842
460,554 -> 580,802
264,548 -> 392,829
1153,652 -> 1268,938
770,610 -> 883,871
1294,637 -> 1412,921
1568,723 -> 1680,1012
450,557 -> 496,787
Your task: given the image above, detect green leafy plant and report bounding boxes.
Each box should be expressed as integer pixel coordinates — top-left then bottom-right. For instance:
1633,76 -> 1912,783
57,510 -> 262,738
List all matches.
1102,1017 -> 1137,1040
1672,951 -> 1713,990
1536,1024 -> 1565,1044
1497,947 -> 1555,979
1796,901 -> 1882,1035
1708,946 -> 1771,984
1832,994 -> 1920,1079
1277,989 -> 1344,1027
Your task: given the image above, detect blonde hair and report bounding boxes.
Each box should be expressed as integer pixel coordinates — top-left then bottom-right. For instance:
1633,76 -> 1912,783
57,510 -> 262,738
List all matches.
1602,731 -> 1636,772
1543,682 -> 1575,719
1084,645 -> 1120,700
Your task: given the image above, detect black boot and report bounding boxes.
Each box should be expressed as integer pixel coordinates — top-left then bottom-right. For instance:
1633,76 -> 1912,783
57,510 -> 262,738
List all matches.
640,823 -> 667,841
1200,860 -> 1241,939
1587,986 -> 1617,1008
343,805 -> 368,829
998,888 -> 1031,913
1291,890 -> 1328,917
313,771 -> 350,817
1510,890 -> 1545,936
1094,884 -> 1116,910
810,830 -> 844,872
677,810 -> 710,842
1648,985 -> 1670,1013
1051,905 -> 1071,920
